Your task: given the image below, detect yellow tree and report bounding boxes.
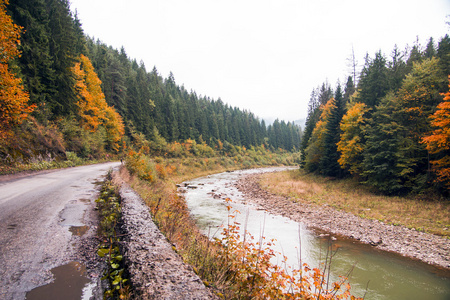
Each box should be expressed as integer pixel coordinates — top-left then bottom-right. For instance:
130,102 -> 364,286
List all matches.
73,54 -> 104,132
103,105 -> 125,152
0,0 -> 35,140
337,102 -> 370,176
422,75 -> 450,189
304,99 -> 335,172
72,54 -> 124,151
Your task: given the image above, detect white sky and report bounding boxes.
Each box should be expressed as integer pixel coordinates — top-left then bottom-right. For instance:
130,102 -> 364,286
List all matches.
69,0 -> 449,122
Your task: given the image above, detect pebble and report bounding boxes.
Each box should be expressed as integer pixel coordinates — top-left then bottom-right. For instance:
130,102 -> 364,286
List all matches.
234,173 -> 450,270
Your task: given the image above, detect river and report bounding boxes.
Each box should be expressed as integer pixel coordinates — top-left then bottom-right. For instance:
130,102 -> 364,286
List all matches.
179,167 -> 450,300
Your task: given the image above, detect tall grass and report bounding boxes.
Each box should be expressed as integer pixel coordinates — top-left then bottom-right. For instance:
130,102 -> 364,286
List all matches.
120,151 -> 361,299
259,169 -> 450,237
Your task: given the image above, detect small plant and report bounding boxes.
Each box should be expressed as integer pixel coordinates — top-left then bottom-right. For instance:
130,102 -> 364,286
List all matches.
98,241 -> 129,299
96,174 -> 131,299
216,198 -> 362,299
121,151 -> 363,299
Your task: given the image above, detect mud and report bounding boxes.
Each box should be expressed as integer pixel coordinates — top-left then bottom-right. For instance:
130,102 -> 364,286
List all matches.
234,172 -> 450,270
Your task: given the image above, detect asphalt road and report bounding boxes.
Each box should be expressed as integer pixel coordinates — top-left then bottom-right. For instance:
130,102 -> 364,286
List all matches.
0,162 -> 120,300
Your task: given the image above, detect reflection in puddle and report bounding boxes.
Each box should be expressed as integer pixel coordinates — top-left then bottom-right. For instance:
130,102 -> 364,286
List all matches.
69,225 -> 89,236
26,261 -> 90,300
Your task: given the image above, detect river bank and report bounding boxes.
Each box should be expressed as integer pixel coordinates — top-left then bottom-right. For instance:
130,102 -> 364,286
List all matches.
233,171 -> 450,270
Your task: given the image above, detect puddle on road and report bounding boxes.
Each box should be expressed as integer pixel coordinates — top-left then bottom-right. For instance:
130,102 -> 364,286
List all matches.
26,261 -> 90,300
7,224 -> 17,229
79,198 -> 91,204
69,225 -> 90,236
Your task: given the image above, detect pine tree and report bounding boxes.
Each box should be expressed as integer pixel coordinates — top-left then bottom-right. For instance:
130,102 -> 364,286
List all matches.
362,92 -> 406,194
437,35 -> 450,81
45,0 -> 82,116
387,45 -> 408,92
7,0 -> 55,120
300,87 -> 320,165
356,51 -> 389,108
320,84 -> 346,177
406,41 -> 423,73
424,37 -> 437,59
395,57 -> 445,190
343,76 -> 355,103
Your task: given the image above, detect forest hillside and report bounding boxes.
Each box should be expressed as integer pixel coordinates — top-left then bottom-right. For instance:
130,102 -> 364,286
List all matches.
2,0 -> 450,196
0,0 -> 301,173
300,36 -> 450,195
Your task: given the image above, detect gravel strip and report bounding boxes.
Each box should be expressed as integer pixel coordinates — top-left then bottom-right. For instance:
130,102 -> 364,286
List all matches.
117,179 -> 217,299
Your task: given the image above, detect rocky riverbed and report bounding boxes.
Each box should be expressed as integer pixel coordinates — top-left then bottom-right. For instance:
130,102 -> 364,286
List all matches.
234,172 -> 450,270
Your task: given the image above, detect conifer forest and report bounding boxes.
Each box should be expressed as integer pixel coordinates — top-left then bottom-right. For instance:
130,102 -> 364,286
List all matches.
1,0 -> 450,196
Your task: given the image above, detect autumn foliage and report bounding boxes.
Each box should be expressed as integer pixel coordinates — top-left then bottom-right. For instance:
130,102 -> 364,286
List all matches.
218,200 -> 361,299
422,75 -> 450,188
0,0 -> 35,140
72,54 -> 124,151
337,103 -> 369,176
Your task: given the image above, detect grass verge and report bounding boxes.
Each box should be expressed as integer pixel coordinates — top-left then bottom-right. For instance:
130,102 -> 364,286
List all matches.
0,151 -> 115,175
258,169 -> 450,237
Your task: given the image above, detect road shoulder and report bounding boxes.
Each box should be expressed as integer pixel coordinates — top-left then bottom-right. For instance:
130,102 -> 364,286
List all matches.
114,172 -> 217,299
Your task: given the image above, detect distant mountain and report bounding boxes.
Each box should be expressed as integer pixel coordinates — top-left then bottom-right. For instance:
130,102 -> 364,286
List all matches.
294,118 -> 306,129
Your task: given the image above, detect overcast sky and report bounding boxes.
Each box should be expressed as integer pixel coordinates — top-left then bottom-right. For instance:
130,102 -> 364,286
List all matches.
69,0 -> 449,123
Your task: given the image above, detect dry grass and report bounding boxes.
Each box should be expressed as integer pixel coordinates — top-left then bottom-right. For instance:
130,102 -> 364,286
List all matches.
259,170 -> 450,237
118,164 -> 362,299
117,166 -> 233,297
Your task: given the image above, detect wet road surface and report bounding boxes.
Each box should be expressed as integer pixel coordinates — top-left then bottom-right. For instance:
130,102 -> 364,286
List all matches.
0,162 -> 120,300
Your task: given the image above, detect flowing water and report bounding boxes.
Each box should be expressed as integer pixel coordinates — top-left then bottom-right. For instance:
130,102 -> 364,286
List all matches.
180,167 -> 450,300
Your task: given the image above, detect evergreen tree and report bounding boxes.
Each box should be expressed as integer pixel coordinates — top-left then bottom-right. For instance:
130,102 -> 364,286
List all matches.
320,84 -> 346,177
387,45 -> 408,92
437,35 -> 450,81
424,37 -> 437,59
356,51 -> 389,108
300,88 -> 320,164
45,0 -> 82,116
362,92 -> 407,194
7,0 -> 55,120
406,42 -> 423,73
395,57 -> 445,191
343,76 -> 355,103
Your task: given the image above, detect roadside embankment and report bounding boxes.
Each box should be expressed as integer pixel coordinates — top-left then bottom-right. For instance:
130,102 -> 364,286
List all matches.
113,172 -> 217,300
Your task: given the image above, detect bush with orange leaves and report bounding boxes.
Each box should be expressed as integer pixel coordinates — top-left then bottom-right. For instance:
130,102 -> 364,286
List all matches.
122,153 -> 361,299
217,199 -> 363,299
125,150 -> 156,183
